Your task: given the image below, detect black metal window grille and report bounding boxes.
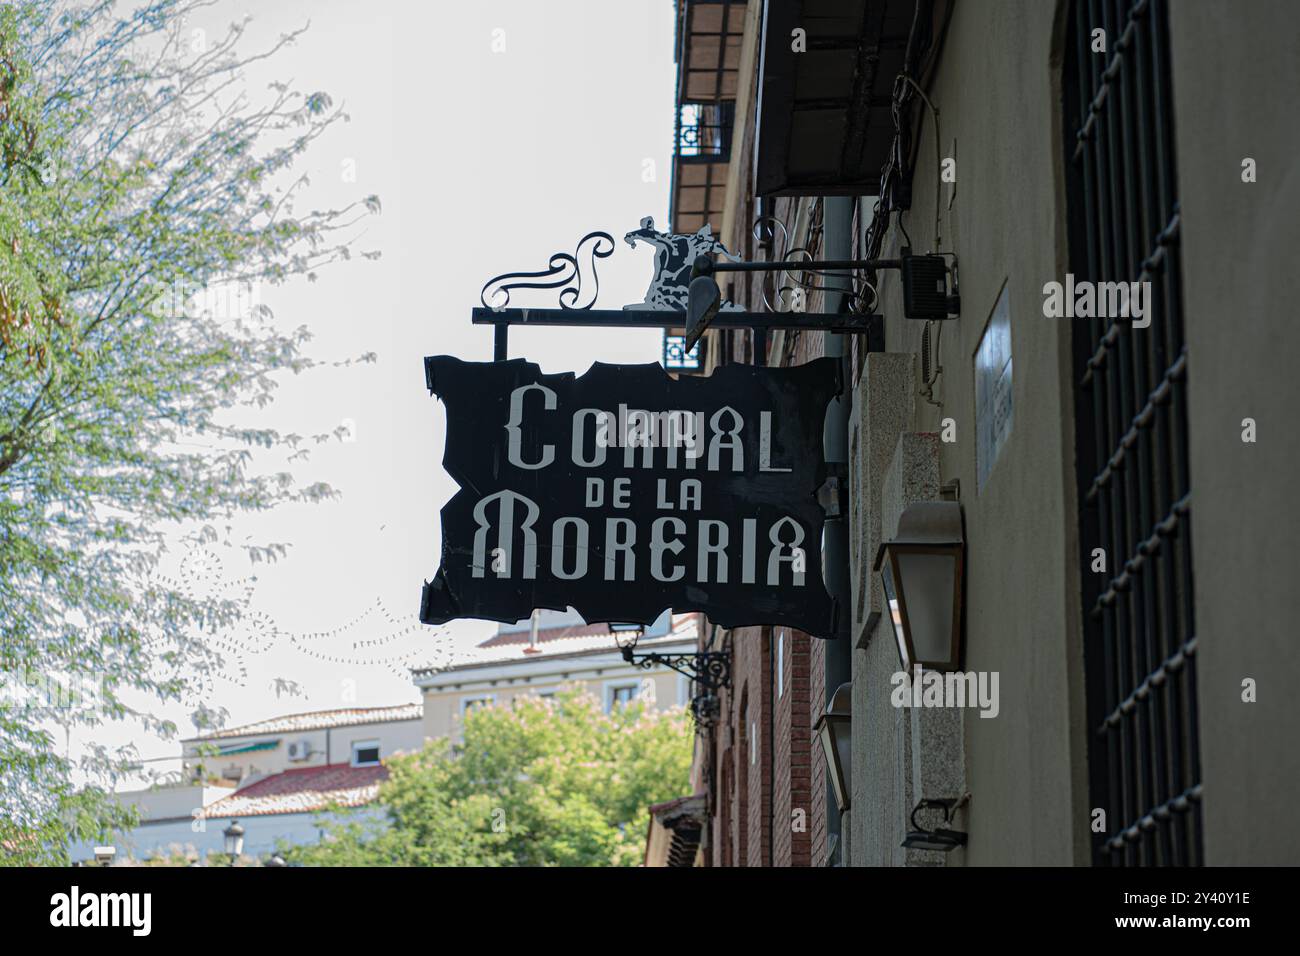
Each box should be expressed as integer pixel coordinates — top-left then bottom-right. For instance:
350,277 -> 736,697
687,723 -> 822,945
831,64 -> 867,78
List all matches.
676,101 -> 735,159
1063,0 -> 1202,866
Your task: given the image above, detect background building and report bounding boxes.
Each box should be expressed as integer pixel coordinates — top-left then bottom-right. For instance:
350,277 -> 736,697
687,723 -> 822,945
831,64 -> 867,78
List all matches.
413,610 -> 699,742
73,613 -> 699,862
669,0 -> 1299,867
69,705 -> 421,861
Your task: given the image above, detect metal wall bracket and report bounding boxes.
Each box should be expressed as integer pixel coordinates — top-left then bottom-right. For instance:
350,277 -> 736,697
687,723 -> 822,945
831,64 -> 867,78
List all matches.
620,645 -> 731,692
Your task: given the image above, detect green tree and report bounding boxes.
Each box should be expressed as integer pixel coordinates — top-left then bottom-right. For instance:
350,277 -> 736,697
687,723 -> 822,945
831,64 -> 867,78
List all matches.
1,0 -> 378,864
287,689 -> 695,867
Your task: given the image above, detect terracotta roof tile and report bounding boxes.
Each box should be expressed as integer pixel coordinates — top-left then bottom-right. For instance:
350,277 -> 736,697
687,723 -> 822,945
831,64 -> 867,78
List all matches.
478,621 -> 612,647
187,703 -> 422,741
412,613 -> 702,674
202,763 -> 387,818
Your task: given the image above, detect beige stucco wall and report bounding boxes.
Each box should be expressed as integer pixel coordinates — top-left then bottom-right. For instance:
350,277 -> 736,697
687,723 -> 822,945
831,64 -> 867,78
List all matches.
1169,0 -> 1300,865
851,0 -> 1090,865
114,783 -> 236,823
420,660 -> 689,743
844,0 -> 1300,866
182,716 -> 425,785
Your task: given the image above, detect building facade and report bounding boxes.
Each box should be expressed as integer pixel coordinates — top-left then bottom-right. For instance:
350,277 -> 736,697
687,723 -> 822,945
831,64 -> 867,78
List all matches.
414,610 -> 700,742
70,705 -> 422,862
76,613 -> 698,863
667,0 -> 1298,867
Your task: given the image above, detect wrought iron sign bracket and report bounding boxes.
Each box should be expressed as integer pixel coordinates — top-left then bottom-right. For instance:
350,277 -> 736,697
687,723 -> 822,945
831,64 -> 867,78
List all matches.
694,250 -> 961,318
686,250 -> 960,351
471,221 -> 896,362
473,308 -> 881,362
619,644 -> 731,692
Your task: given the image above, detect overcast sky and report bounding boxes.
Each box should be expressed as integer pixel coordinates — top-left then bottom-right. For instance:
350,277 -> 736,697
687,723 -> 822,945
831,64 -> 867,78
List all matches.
71,0 -> 680,780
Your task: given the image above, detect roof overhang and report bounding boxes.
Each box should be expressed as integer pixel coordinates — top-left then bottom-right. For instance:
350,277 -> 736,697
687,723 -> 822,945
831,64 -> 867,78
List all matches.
214,739 -> 280,756
411,636 -> 700,689
669,1 -> 749,234
754,0 -> 916,196
644,793 -> 707,867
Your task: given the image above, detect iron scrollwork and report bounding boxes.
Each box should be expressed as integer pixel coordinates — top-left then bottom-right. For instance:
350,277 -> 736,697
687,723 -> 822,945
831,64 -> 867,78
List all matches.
750,212 -> 880,313
481,231 -> 615,311
690,692 -> 721,732
619,643 -> 731,693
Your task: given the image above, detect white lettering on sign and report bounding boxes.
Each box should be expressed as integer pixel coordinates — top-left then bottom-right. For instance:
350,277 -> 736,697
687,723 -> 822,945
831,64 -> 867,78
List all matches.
650,517 -> 686,582
421,354 -> 843,633
707,407 -> 744,472
477,511 -> 813,588
505,383 -> 556,469
472,490 -> 539,579
502,387 -> 792,474
477,382 -> 818,589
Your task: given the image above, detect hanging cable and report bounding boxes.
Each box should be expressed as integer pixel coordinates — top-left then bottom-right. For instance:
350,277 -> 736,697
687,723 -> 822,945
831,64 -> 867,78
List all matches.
898,72 -> 943,252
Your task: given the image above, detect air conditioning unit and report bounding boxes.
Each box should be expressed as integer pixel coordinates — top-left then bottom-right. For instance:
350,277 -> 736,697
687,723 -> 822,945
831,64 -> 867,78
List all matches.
287,740 -> 312,762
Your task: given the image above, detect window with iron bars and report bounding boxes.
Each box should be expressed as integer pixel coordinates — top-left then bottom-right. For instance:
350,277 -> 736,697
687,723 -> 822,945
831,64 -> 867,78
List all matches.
1063,0 -> 1202,866
676,101 -> 734,159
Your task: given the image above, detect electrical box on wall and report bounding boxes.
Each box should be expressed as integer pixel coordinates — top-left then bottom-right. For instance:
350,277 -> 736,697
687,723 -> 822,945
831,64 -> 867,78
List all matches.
901,251 -> 960,320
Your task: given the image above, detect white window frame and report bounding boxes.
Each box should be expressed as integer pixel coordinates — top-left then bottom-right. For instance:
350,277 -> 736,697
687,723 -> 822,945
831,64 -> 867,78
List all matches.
604,679 -> 641,712
461,694 -> 496,716
350,739 -> 381,767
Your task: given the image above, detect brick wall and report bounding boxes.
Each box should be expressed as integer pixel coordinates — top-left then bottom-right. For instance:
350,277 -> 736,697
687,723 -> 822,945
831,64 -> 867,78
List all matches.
732,625 -> 769,866
695,198 -> 838,867
773,627 -> 813,866
809,632 -> 828,867
799,320 -> 831,868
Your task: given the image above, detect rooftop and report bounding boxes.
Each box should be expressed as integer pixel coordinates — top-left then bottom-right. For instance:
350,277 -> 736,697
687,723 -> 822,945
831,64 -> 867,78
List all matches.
185,703 -> 423,742
412,612 -> 702,677
201,763 -> 387,818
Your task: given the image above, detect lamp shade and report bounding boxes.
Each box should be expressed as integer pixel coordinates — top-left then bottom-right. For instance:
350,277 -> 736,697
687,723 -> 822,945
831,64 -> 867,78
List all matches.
813,681 -> 853,811
902,827 -> 967,852
223,820 -> 245,859
874,501 -> 964,672
607,621 -> 645,653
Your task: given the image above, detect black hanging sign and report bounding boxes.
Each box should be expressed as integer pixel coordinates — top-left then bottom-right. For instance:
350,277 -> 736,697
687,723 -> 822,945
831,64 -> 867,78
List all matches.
420,356 -> 841,636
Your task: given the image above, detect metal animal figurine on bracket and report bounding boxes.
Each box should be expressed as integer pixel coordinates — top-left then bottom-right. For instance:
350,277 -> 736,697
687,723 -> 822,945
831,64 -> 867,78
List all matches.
479,216 -> 748,316
622,216 -> 744,313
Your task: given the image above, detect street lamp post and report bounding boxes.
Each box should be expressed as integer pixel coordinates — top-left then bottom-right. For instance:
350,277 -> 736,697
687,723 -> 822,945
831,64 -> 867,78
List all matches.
222,819 -> 244,866
93,845 -> 117,867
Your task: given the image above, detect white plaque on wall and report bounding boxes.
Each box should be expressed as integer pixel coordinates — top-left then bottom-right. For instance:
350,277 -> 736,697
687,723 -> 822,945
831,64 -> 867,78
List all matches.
975,284 -> 1013,492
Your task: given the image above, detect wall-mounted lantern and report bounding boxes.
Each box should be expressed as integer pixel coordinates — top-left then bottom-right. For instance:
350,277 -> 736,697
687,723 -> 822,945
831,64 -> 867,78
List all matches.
902,797 -> 968,852
613,619 -> 731,707
608,622 -> 646,651
690,692 -> 721,732
813,681 -> 853,812
874,501 -> 965,673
